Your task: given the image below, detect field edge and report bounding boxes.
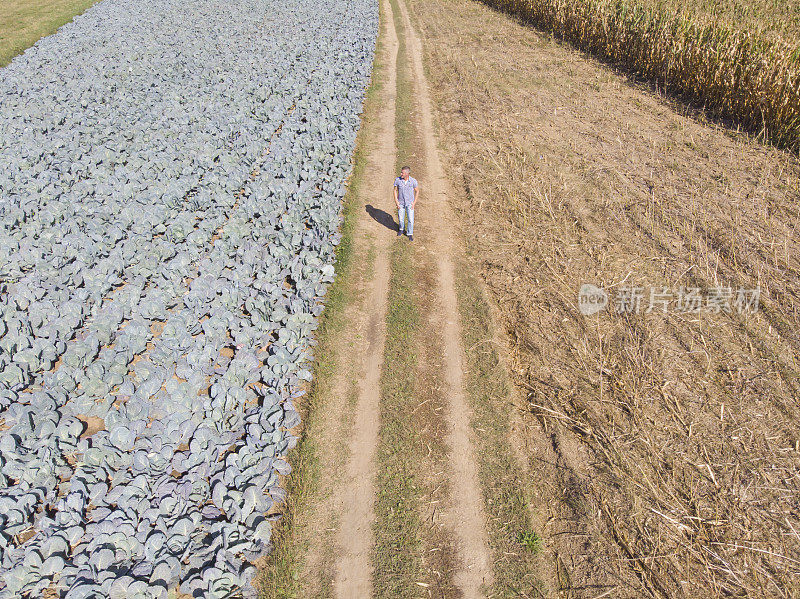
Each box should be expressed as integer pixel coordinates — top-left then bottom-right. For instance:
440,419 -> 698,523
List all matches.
255,12 -> 388,595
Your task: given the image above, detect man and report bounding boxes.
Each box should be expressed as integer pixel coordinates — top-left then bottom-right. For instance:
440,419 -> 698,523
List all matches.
393,165 -> 418,241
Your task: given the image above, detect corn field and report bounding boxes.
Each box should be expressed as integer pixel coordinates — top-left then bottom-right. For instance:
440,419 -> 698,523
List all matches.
483,0 -> 800,152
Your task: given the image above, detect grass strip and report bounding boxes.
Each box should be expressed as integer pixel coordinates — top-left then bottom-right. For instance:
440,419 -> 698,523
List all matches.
371,2 -> 430,595
0,0 -> 98,66
383,1 -> 550,594
258,10 -> 388,596
390,0 -> 421,174
371,240 -> 424,599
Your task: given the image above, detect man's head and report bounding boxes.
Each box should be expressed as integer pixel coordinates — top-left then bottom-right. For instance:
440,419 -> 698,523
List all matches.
401,166 -> 411,180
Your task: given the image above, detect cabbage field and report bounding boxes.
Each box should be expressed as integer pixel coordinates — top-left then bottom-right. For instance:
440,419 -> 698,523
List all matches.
0,0 -> 377,594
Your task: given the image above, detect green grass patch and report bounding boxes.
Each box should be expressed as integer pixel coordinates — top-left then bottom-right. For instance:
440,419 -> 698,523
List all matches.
371,240 -> 424,599
390,0 -> 421,175
0,0 -> 98,67
517,531 -> 544,555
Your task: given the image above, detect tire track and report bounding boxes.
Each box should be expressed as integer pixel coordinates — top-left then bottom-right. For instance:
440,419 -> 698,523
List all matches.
330,0 -> 399,594
393,0 -> 495,594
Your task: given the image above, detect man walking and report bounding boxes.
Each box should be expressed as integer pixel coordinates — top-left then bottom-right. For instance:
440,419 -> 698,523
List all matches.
394,166 -> 418,241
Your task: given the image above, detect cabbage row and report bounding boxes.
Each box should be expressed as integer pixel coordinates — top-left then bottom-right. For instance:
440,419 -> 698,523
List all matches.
0,0 -> 377,594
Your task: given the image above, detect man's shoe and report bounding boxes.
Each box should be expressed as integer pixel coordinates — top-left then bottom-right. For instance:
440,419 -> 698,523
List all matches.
408,235 -> 413,242
397,229 -> 403,236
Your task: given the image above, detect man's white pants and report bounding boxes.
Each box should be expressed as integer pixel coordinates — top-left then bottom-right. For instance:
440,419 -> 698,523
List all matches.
398,206 -> 414,235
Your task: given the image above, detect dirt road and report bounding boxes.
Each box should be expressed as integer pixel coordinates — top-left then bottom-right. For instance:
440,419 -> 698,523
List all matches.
393,0 -> 494,594
330,0 -> 397,592
327,0 -> 495,593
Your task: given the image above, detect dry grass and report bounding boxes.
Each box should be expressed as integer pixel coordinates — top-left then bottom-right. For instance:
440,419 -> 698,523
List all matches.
0,0 -> 98,67
480,0 -> 800,152
453,252 -> 552,597
410,0 -> 800,595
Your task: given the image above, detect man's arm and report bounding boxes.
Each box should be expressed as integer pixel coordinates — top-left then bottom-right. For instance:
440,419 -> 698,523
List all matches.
412,186 -> 419,208
394,185 -> 400,208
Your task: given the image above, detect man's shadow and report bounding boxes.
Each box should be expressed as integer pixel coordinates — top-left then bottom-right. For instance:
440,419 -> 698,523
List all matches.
365,204 -> 397,232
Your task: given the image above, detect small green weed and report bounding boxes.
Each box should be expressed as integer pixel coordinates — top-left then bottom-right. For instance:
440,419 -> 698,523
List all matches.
516,531 -> 543,554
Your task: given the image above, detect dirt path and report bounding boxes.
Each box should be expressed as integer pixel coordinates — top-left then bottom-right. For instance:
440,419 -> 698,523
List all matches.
394,0 -> 495,594
271,0 -> 800,594
330,0 -> 496,592
329,1 -> 399,595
